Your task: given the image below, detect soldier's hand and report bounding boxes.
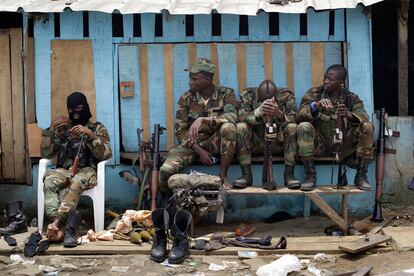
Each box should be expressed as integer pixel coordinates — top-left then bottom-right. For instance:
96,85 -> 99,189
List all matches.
189,117 -> 205,142
336,104 -> 353,120
70,125 -> 95,139
316,99 -> 333,110
51,116 -> 70,129
197,148 -> 213,166
262,98 -> 284,120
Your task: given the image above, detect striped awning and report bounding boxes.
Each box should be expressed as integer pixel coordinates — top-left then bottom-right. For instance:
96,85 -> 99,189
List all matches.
0,0 -> 384,15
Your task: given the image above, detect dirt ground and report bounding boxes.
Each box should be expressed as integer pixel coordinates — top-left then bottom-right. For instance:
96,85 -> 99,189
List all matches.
1,208 -> 414,276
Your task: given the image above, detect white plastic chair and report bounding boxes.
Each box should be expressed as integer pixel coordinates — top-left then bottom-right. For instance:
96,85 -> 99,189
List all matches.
37,158 -> 109,234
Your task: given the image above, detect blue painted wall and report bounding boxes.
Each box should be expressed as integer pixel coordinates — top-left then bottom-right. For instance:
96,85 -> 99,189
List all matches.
29,7 -> 377,221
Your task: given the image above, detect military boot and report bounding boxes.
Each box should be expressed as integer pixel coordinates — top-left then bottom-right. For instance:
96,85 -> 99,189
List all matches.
63,210 -> 81,248
284,165 -> 301,189
233,165 -> 252,189
150,208 -> 168,263
300,160 -> 317,191
168,209 -> 192,264
354,158 -> 371,191
0,201 -> 28,235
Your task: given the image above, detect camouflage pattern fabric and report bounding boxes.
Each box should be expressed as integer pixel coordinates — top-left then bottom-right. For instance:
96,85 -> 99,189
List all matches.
236,87 -> 298,166
159,85 -> 237,193
296,86 -> 374,162
41,120 -> 112,222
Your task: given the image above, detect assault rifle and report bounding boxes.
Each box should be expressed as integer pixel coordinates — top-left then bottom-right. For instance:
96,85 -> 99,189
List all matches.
70,135 -> 85,179
333,103 -> 348,189
373,108 -> 385,221
151,124 -> 166,211
262,83 -> 278,191
136,128 -> 152,210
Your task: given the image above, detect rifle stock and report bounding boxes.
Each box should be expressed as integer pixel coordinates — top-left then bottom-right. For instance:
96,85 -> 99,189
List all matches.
69,135 -> 85,179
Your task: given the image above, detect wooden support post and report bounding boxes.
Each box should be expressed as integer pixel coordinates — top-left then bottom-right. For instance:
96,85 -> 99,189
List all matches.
342,194 -> 349,225
397,0 -> 410,116
303,196 -> 311,217
306,193 -> 347,234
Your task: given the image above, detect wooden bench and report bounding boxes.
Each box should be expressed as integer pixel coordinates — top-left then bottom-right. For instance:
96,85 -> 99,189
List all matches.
227,186 -> 365,235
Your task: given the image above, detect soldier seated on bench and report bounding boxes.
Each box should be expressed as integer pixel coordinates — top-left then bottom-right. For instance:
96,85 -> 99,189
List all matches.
234,80 -> 301,190
296,64 -> 374,191
159,58 -> 238,194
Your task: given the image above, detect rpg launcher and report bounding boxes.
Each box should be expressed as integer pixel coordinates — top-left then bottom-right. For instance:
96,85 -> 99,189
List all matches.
373,108 -> 386,221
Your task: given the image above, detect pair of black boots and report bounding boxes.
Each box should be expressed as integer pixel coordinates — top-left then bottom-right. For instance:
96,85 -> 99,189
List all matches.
0,201 -> 28,236
151,208 -> 192,264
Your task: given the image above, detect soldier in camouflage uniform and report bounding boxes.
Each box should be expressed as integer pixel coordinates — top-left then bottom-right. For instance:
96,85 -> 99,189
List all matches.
296,65 -> 374,191
234,80 -> 300,190
41,92 -> 112,245
159,58 -> 238,193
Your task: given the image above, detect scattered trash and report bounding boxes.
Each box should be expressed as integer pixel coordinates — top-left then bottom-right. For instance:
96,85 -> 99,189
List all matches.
307,264 -> 322,276
60,263 -> 79,271
223,261 -> 239,268
300,259 -> 311,269
110,266 -> 129,273
192,272 -> 206,276
256,254 -> 301,276
10,254 -> 24,265
208,263 -> 226,271
242,258 -> 267,271
313,253 -> 336,263
39,265 -> 59,273
22,260 -> 36,265
160,260 -> 181,268
238,251 -> 258,259
188,261 -> 199,267
235,223 -> 256,237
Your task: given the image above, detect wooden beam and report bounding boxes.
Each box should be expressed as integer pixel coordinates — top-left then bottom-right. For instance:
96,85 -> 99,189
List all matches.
264,42 -> 273,81
285,43 -> 294,91
164,44 -> 174,150
397,0 -> 410,115
342,194 -> 349,226
211,43 -> 220,85
0,31 -> 15,179
311,43 -> 324,87
237,43 -> 247,91
305,192 -> 348,233
338,235 -> 392,254
139,45 -> 150,141
188,43 -> 196,68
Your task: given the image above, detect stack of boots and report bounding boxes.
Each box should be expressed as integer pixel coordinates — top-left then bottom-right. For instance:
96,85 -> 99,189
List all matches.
0,201 -> 28,235
63,210 -> 81,248
168,209 -> 192,264
300,160 -> 317,191
233,165 -> 252,189
220,156 -> 233,189
354,158 -> 371,191
284,165 -> 301,189
150,208 -> 168,263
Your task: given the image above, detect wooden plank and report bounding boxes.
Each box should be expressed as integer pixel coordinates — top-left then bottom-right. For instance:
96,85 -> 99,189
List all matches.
338,235 -> 392,254
164,44 -> 174,150
10,28 -> 26,183
264,42 -> 273,81
352,266 -> 373,276
307,10 -> 329,41
25,36 -> 36,124
236,43 -> 247,91
228,186 -> 364,195
188,43 -> 196,67
342,194 -> 349,225
248,13 -> 269,41
285,43 -> 294,91
210,43 -> 220,85
27,123 -> 41,158
311,43 -> 325,87
51,40 -> 96,120
194,15 -> 212,42
0,32 -> 15,179
305,193 -> 348,232
139,44 -> 150,141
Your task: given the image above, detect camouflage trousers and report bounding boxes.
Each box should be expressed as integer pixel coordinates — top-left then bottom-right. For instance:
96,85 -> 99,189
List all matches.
297,121 -> 374,163
236,122 -> 298,166
43,167 -> 97,222
159,122 -> 236,193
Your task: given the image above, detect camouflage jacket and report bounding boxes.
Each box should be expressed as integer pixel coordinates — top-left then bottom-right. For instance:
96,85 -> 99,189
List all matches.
175,85 -> 238,146
238,87 -> 297,134
296,85 -> 370,140
41,121 -> 112,170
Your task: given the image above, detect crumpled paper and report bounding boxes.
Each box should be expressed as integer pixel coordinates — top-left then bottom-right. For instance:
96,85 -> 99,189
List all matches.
78,229 -> 114,243
114,210 -> 153,234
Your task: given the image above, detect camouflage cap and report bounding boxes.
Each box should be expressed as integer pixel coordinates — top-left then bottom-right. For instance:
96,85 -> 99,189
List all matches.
185,57 -> 215,75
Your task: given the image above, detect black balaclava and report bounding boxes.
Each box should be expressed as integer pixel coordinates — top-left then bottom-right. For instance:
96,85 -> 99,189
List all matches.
67,92 -> 92,126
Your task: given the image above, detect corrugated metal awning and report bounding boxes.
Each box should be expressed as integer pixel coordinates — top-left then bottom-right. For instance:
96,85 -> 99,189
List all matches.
0,0 -> 384,15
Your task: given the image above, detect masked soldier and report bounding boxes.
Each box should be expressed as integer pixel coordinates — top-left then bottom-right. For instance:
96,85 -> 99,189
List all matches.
158,58 -> 238,193
296,64 -> 374,191
41,92 -> 112,247
234,80 -> 300,190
